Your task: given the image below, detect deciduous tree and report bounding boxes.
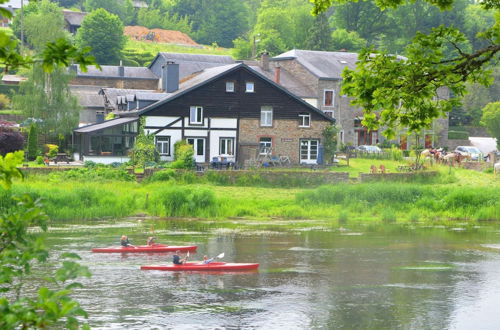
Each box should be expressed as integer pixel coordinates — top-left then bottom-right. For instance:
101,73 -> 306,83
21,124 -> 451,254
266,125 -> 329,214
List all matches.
481,101 -> 500,149
76,8 -> 126,65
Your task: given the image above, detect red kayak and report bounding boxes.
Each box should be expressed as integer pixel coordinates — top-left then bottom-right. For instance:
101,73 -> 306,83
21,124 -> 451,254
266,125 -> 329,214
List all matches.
141,261 -> 259,271
91,244 -> 197,253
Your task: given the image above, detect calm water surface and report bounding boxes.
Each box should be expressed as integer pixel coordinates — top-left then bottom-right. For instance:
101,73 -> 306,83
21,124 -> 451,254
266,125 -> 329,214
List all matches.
43,219 -> 500,329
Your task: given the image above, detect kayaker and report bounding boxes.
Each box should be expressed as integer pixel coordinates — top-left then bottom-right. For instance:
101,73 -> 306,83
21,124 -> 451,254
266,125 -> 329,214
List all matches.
202,255 -> 214,264
173,250 -> 186,265
147,236 -> 155,246
120,235 -> 132,247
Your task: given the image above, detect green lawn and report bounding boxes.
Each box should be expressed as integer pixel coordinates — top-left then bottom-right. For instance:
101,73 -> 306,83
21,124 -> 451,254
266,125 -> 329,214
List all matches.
124,38 -> 233,58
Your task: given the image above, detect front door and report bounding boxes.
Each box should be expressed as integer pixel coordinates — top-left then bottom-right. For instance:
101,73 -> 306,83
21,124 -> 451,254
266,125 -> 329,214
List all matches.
300,139 -> 319,164
187,138 -> 206,163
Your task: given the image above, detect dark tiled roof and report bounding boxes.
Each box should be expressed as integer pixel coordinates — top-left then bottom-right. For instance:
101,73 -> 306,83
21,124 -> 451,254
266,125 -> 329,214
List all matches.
149,52 -> 235,79
99,88 -> 157,108
62,10 -> 86,27
132,63 -> 333,122
74,65 -> 158,80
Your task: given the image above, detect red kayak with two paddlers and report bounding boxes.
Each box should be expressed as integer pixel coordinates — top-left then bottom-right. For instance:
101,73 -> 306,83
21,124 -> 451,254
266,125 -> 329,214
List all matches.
91,244 -> 197,253
140,261 -> 259,271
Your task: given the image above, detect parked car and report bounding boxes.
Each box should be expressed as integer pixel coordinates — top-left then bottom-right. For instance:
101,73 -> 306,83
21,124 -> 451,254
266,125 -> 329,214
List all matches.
454,146 -> 483,161
357,145 -> 383,153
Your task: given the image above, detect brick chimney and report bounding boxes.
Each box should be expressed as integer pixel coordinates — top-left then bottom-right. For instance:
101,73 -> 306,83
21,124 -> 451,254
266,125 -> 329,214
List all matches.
274,66 -> 281,84
162,61 -> 179,93
260,52 -> 270,71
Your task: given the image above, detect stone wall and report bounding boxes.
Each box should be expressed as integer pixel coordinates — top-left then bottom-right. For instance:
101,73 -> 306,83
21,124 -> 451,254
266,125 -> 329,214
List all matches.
71,77 -> 158,90
238,118 -> 330,164
358,171 -> 439,182
212,170 -> 349,185
461,162 -> 491,171
446,139 -> 471,150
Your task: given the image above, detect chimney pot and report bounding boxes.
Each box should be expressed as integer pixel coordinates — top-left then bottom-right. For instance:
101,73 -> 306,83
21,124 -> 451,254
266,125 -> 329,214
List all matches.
274,66 -> 281,84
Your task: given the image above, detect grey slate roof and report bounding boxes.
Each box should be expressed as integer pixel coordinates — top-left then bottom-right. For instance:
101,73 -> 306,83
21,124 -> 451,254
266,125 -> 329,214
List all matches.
148,52 -> 235,79
62,10 -> 86,27
135,92 -> 168,101
0,0 -> 22,10
74,117 -> 138,133
73,65 -> 158,80
249,65 -> 316,99
70,85 -> 104,109
273,49 -> 359,80
130,63 -> 334,122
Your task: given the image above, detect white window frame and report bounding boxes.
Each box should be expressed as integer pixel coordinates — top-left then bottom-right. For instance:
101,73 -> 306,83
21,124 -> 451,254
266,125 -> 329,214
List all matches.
299,113 -> 311,127
246,81 -> 255,93
323,89 -> 335,107
219,137 -> 234,156
189,106 -> 203,125
226,81 -> 235,92
259,137 -> 272,155
324,110 -> 334,118
300,139 -> 319,163
260,106 -> 273,127
155,136 -> 170,156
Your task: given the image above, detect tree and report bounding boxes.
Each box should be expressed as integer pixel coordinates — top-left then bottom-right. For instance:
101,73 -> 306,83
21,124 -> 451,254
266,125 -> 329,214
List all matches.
0,151 -> 91,329
311,0 -> 499,138
131,118 -> 158,168
84,0 -> 135,25
0,126 -> 24,156
322,124 -> 339,164
27,124 -> 38,160
76,8 -> 126,65
481,102 -> 500,149
304,13 -> 333,51
13,65 -> 81,140
331,29 -> 366,52
13,0 -> 68,52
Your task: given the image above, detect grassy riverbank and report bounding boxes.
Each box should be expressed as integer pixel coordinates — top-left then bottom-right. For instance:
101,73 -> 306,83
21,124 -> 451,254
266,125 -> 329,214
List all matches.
3,161 -> 499,223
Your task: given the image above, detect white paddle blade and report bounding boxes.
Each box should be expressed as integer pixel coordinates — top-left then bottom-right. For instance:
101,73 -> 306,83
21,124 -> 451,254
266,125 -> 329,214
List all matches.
187,251 -> 190,258
217,253 -> 224,259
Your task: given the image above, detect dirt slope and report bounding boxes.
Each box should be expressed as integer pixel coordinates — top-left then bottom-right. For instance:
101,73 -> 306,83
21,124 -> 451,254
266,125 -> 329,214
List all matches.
124,26 -> 198,46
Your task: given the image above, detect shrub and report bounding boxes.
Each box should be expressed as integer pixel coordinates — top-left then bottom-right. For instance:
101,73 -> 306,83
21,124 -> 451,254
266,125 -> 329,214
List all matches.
84,160 -> 97,168
35,155 -> 44,165
172,140 -> 194,169
149,186 -> 217,217
389,146 -> 403,161
0,127 -> 24,156
47,168 -> 135,182
144,169 -> 176,183
27,124 -> 38,160
45,144 -> 59,158
0,93 -> 10,109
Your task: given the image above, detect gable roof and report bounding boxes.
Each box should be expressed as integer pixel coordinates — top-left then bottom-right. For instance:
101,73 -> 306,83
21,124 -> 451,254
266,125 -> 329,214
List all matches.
99,88 -> 160,109
131,63 -> 334,122
148,52 -> 235,79
249,65 -> 316,98
70,85 -> 104,109
273,49 -> 359,80
74,117 -> 138,133
62,10 -> 87,27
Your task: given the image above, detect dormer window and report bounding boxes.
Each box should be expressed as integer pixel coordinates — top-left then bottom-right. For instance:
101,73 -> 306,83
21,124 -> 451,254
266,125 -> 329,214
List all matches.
226,81 -> 235,92
246,82 -> 254,93
324,90 -> 334,107
189,106 -> 203,125
299,113 -> 311,127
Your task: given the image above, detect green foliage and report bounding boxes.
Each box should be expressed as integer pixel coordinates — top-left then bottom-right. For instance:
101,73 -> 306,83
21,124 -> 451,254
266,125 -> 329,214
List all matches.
131,118 -> 158,167
35,155 -> 44,165
46,168 -> 135,182
331,29 -> 366,52
232,37 -> 252,60
0,151 -> 90,329
171,139 -> 194,169
76,8 -> 126,65
84,0 -> 135,24
45,144 -> 59,158
15,0 -> 68,52
149,185 -> 217,217
0,85 -> 18,97
480,101 -> 500,148
0,93 -> 10,109
304,13 -> 332,51
448,130 -> 470,140
322,124 -> 339,164
13,64 -> 81,139
136,8 -> 193,35
27,124 -> 38,161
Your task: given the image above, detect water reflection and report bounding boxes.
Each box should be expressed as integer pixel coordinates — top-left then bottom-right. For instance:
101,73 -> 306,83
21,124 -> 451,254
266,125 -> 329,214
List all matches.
39,220 -> 500,329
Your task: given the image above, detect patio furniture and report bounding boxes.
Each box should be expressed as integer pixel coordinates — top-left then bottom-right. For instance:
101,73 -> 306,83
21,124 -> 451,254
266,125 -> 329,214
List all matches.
53,153 -> 70,164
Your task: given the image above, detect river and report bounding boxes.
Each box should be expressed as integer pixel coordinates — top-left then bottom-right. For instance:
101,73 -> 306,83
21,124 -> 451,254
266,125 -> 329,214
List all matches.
42,219 -> 500,329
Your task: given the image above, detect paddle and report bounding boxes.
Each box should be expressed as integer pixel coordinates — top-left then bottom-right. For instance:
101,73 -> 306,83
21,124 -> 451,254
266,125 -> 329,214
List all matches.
216,252 -> 224,259
184,251 -> 190,264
